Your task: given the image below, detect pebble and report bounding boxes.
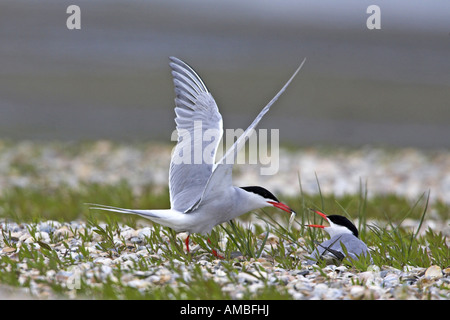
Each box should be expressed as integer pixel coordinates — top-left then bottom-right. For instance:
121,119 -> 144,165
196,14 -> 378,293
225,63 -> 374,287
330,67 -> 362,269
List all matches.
1,247 -> 16,253
382,273 -> 400,288
0,142 -> 448,299
349,286 -> 365,300
424,265 -> 443,279
0,219 -> 448,300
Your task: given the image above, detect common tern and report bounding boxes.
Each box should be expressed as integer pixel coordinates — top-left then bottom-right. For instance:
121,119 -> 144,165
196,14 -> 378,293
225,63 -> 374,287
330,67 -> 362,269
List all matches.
306,209 -> 371,264
90,56 -> 305,254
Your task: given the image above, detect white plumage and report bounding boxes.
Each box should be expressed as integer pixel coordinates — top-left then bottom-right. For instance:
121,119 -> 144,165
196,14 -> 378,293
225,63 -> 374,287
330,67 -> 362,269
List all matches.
90,56 -> 306,253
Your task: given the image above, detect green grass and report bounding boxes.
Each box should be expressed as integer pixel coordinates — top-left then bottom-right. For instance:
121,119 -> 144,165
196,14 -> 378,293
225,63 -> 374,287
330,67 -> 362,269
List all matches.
0,182 -> 170,223
0,181 -> 448,299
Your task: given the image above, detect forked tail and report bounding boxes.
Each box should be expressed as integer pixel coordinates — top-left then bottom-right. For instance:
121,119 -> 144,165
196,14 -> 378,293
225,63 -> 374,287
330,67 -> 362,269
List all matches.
87,203 -> 158,219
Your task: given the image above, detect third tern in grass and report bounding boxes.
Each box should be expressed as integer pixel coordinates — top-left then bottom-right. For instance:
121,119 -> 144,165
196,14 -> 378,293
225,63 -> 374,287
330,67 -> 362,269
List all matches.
89,56 -> 305,255
306,209 -> 371,264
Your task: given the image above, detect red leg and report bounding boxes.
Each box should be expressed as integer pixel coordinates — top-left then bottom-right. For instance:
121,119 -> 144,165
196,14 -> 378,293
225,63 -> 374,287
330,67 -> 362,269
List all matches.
208,238 -> 224,259
185,234 -> 190,253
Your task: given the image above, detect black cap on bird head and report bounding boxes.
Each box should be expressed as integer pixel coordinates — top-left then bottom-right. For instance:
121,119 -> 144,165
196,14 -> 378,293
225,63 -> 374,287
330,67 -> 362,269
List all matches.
240,186 -> 279,202
240,186 -> 293,213
308,209 -> 359,238
326,215 -> 359,238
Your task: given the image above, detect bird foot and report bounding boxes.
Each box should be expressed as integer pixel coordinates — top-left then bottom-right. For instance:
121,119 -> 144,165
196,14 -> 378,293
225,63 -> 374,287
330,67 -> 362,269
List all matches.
210,248 -> 225,259
208,238 -> 224,259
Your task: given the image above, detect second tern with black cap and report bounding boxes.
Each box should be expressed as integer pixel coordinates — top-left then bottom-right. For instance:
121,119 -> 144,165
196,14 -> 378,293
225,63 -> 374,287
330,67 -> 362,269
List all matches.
306,209 -> 371,264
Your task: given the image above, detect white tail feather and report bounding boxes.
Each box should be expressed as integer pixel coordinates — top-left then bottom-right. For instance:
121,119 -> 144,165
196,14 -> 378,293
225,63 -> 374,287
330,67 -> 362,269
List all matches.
87,203 -> 158,218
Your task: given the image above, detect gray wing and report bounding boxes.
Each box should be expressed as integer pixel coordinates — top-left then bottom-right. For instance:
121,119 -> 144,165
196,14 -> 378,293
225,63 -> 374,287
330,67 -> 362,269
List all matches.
187,58 -> 307,211
336,234 -> 371,258
168,57 -> 223,212
217,58 -> 306,168
308,234 -> 371,264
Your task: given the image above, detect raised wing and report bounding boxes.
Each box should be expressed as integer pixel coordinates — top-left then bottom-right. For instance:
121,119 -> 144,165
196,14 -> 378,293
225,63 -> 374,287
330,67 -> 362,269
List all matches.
186,58 -> 307,212
218,58 -> 306,167
168,57 -> 223,212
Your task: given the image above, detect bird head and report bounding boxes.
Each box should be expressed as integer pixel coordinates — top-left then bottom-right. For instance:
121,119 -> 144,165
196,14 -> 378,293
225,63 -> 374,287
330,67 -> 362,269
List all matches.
239,186 -> 294,213
307,209 -> 359,238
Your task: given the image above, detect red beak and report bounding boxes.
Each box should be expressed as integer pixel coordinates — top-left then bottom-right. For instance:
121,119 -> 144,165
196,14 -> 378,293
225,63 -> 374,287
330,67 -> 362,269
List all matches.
311,209 -> 328,220
267,201 -> 293,213
307,209 -> 328,228
307,224 -> 325,229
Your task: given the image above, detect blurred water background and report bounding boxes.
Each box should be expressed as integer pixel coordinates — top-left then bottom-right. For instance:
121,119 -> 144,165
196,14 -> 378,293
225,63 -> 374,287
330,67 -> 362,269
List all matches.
1,0 -> 449,148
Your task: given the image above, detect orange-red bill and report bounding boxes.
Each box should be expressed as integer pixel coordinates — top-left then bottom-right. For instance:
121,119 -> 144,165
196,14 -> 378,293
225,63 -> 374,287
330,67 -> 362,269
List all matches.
268,201 -> 296,231
306,224 -> 325,228
306,209 -> 328,228
311,209 -> 328,220
268,201 -> 293,213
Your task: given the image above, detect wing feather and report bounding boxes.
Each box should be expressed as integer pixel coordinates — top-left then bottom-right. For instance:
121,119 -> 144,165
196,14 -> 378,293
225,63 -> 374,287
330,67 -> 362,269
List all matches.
186,58 -> 306,212
168,57 -> 223,212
